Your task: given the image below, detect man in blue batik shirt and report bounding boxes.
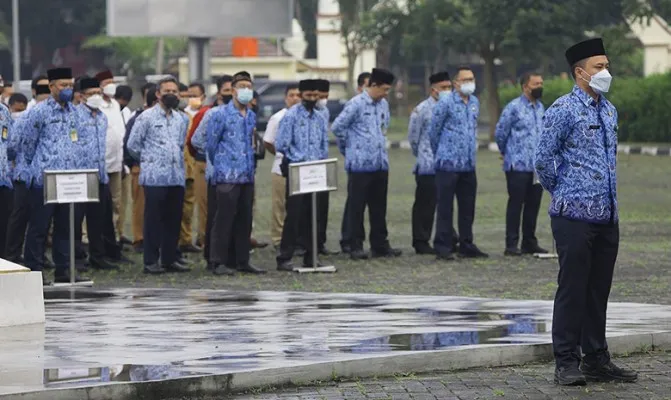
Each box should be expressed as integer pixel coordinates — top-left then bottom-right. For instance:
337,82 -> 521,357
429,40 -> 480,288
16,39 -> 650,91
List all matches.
275,79 -> 330,271
535,38 -> 637,386
21,67 -> 88,284
495,72 -> 548,256
332,68 -> 402,260
192,71 -> 266,277
128,76 -> 190,275
428,67 -> 488,260
408,71 -> 460,255
0,101 -> 12,260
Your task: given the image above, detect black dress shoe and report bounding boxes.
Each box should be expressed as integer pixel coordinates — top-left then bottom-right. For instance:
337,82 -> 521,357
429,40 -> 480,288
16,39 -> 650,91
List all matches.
372,247 -> 402,258
54,273 -> 92,284
580,361 -> 638,383
436,252 -> 455,261
350,249 -> 369,260
277,261 -> 296,272
318,247 -> 340,256
237,264 -> 267,274
179,244 -> 202,253
143,264 -> 165,274
414,244 -> 436,255
163,263 -> 191,273
108,254 -> 133,264
341,244 -> 352,254
90,258 -> 120,270
119,236 -> 132,245
554,365 -> 587,386
504,248 -> 522,256
213,265 -> 236,276
522,245 -> 549,254
459,244 -> 489,258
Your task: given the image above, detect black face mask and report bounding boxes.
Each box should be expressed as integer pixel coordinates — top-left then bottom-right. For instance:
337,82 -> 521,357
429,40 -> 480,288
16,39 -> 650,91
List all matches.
530,87 -> 543,100
221,94 -> 233,104
161,94 -> 179,109
302,99 -> 317,110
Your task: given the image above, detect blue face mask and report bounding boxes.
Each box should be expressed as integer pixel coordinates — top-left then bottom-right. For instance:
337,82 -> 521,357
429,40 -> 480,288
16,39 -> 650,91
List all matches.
58,88 -> 73,103
236,88 -> 253,105
438,90 -> 452,101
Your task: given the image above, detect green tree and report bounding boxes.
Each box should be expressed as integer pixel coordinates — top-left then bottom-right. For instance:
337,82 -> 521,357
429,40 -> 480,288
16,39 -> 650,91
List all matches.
337,0 -> 379,91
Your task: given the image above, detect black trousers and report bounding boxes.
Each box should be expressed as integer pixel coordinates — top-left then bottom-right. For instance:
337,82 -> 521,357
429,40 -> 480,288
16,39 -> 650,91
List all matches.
24,187 -> 70,273
349,171 -> 389,252
143,186 -> 185,266
340,173 -> 365,250
203,184 -> 217,263
5,181 -> 30,262
75,184 -> 119,262
505,171 -> 543,249
434,170 -> 477,255
210,183 -> 254,267
551,216 -> 618,368
412,175 -> 437,247
0,186 -> 13,258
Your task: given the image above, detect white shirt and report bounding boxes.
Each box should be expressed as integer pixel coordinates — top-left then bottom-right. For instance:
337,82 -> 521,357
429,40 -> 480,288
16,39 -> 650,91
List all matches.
99,98 -> 126,173
26,98 -> 36,111
184,106 -> 200,118
121,107 -> 133,126
263,108 -> 288,176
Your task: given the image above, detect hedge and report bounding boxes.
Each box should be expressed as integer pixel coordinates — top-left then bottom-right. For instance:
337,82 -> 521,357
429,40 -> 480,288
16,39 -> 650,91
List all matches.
498,72 -> 671,142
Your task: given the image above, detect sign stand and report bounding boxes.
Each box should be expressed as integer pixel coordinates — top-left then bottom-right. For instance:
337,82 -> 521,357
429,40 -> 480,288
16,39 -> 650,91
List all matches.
44,170 -> 100,287
288,159 -> 338,274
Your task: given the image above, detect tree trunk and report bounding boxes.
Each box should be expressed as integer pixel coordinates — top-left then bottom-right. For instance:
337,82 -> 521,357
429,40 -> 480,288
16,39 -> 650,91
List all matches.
347,50 -> 357,96
481,49 -> 500,142
155,37 -> 165,75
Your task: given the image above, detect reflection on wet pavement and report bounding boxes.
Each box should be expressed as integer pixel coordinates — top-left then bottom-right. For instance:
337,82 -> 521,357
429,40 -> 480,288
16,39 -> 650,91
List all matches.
1,288 -> 671,395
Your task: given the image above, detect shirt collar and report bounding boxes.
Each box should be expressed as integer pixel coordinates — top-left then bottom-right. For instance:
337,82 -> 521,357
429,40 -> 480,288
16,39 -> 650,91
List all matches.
427,96 -> 437,105
46,96 -> 73,112
362,90 -> 375,105
572,85 -> 600,108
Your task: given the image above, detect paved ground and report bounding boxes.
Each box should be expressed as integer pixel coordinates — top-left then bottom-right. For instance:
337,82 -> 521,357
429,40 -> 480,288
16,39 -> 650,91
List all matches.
225,350 -> 671,400
58,150 -> 671,305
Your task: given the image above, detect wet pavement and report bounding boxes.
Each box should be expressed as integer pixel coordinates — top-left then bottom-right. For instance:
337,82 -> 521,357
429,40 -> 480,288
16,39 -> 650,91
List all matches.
1,288 -> 671,396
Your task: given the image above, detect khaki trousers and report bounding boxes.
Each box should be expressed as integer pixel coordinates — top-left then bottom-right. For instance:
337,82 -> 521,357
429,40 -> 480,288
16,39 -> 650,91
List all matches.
119,173 -> 131,238
270,173 -> 286,247
130,166 -> 144,244
193,161 -> 208,245
179,179 -> 195,246
108,171 -> 122,240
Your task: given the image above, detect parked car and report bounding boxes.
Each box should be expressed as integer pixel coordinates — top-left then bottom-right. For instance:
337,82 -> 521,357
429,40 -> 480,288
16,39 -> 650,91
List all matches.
254,80 -> 350,132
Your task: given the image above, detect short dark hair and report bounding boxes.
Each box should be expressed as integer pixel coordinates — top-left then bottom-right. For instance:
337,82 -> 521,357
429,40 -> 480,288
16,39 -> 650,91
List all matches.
157,76 -> 178,91
141,82 -> 157,97
178,82 -> 189,92
188,82 -> 206,96
285,83 -> 299,95
3,81 -> 12,88
115,85 -> 133,101
519,72 -> 542,88
253,90 -> 259,99
455,66 -> 472,79
357,72 -> 371,88
570,59 -> 587,79
31,75 -> 48,90
8,93 -> 27,106
216,75 -> 233,90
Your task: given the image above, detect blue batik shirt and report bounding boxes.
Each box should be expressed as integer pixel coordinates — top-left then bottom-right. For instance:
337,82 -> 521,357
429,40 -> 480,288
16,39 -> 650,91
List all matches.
495,94 -> 544,172
8,109 -> 32,183
127,104 -> 189,187
316,105 -> 330,124
276,103 -> 329,163
0,104 -> 12,188
535,85 -> 618,224
408,96 -> 437,175
19,97 -> 80,188
428,90 -> 480,172
75,104 -> 109,185
204,102 -> 256,185
331,90 -> 390,173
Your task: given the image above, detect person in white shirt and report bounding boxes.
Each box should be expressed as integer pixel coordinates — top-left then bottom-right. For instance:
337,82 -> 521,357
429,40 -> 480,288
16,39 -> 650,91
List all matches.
95,70 -> 127,245
262,83 -> 300,248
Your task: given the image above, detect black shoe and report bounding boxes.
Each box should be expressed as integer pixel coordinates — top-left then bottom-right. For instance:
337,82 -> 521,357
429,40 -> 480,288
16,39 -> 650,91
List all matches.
522,245 -> 549,254
341,244 -> 352,254
372,247 -> 403,258
504,248 -> 522,256
414,243 -> 436,255
90,258 -> 120,270
143,264 -> 165,274
119,236 -> 132,245
277,260 -> 295,272
295,247 -> 307,257
237,264 -> 267,274
133,243 -> 144,254
108,254 -> 133,264
179,244 -> 202,253
213,265 -> 236,276
580,361 -> 638,383
319,247 -> 340,256
350,249 -> 369,260
206,262 -> 216,271
54,273 -> 91,284
163,262 -> 191,273
554,365 -> 587,386
459,244 -> 489,258
436,252 -> 455,261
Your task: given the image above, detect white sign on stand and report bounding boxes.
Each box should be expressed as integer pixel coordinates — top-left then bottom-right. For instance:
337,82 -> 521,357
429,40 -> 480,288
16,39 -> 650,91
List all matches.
44,170 -> 100,287
289,158 -> 338,274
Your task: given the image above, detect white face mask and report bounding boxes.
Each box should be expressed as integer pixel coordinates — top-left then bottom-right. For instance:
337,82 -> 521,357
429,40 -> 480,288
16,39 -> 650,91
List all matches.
582,69 -> 612,94
86,94 -> 105,109
317,99 -> 328,108
459,82 -> 476,96
103,83 -> 117,97
11,111 -> 23,120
